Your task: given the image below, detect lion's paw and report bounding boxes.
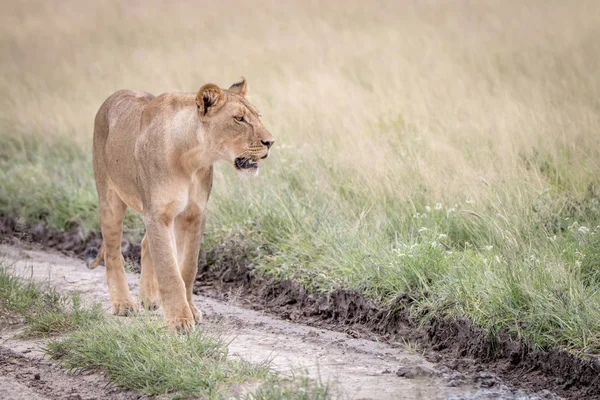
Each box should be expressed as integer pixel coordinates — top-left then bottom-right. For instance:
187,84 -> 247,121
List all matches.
190,303 -> 203,324
140,296 -> 161,311
166,317 -> 195,333
112,298 -> 138,316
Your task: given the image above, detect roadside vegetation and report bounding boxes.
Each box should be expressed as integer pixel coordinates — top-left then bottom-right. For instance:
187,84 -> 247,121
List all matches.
1,0 -> 599,359
0,262 -> 104,336
0,263 -> 330,399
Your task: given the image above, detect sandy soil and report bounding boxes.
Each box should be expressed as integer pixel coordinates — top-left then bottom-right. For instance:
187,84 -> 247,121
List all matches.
0,245 -> 560,400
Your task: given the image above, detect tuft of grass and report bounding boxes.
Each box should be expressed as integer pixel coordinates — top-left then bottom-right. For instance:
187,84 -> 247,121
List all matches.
247,376 -> 331,400
45,317 -> 271,398
0,264 -> 104,336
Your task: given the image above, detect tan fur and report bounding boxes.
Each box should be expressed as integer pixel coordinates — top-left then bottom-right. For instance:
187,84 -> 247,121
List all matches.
90,78 -> 274,331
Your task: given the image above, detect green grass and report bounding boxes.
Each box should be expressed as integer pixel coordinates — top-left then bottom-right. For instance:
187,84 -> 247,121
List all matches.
247,376 -> 330,400
0,264 -> 104,337
47,321 -> 332,399
45,317 -> 271,398
46,318 -> 332,399
212,173 -> 600,353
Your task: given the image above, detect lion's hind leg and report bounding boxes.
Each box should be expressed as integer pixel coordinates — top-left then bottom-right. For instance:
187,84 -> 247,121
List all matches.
139,235 -> 161,310
99,190 -> 138,316
86,242 -> 105,269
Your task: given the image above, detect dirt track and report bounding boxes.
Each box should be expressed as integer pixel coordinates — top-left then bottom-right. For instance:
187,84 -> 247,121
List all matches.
0,245 -> 562,400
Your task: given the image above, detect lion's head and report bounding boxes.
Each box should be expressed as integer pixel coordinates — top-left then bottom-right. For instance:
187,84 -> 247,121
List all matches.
196,78 -> 274,173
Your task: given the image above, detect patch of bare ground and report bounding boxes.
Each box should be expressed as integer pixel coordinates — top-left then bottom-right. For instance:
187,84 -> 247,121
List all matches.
0,339 -> 144,400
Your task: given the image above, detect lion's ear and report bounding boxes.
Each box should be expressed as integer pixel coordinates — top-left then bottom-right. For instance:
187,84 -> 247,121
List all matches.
228,77 -> 248,97
196,84 -> 226,117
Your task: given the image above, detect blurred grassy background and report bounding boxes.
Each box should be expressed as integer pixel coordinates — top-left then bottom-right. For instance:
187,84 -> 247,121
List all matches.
1,0 -> 600,353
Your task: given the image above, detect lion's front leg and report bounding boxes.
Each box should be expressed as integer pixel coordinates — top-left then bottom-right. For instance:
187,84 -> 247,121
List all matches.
175,204 -> 204,324
144,213 -> 194,332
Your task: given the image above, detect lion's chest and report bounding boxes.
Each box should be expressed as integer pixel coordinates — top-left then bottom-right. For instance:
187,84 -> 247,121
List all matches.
163,166 -> 214,221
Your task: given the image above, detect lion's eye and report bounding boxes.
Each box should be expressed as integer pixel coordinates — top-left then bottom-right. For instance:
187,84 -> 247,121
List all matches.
234,116 -> 245,122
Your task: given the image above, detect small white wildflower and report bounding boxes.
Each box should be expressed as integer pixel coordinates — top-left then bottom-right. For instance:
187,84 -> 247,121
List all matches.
431,240 -> 439,247
485,245 -> 493,251
447,207 -> 456,214
578,226 -> 590,234
425,206 -> 431,212
418,227 -> 428,233
438,234 -> 448,240
435,203 -> 443,210
575,260 -> 582,268
446,251 -> 454,255
464,241 -> 472,248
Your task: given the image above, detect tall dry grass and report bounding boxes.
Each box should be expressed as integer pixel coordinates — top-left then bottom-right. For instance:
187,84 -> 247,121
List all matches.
2,0 -> 598,200
1,0 -> 600,351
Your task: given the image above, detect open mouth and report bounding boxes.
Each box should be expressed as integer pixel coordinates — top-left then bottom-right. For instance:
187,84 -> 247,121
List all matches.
234,157 -> 259,170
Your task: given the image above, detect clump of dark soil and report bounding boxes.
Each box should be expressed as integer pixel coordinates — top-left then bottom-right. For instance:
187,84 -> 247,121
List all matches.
3,216 -> 600,399
429,318 -> 600,398
0,214 -> 141,271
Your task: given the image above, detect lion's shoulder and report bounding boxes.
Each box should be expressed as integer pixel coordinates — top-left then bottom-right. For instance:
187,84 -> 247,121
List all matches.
139,93 -> 197,129
150,92 -> 196,111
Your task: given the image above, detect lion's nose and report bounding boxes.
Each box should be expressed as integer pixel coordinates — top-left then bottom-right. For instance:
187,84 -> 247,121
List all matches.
261,140 -> 274,149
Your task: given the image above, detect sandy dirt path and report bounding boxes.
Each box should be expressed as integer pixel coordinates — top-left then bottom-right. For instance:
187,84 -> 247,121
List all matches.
0,245 -> 558,400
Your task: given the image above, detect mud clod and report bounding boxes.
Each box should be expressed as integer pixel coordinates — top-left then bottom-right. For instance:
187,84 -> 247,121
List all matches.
447,379 -> 465,387
475,371 -> 499,388
395,366 -> 415,378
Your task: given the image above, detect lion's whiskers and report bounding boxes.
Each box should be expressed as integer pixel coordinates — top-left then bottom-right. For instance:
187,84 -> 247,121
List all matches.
234,149 -> 263,161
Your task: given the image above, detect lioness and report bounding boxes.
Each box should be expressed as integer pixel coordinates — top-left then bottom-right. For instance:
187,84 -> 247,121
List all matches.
89,78 -> 274,331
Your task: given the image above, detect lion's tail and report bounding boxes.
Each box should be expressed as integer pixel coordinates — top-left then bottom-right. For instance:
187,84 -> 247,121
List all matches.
86,242 -> 105,270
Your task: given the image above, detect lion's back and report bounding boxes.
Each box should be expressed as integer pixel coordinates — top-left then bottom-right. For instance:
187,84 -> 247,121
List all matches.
97,90 -> 155,139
